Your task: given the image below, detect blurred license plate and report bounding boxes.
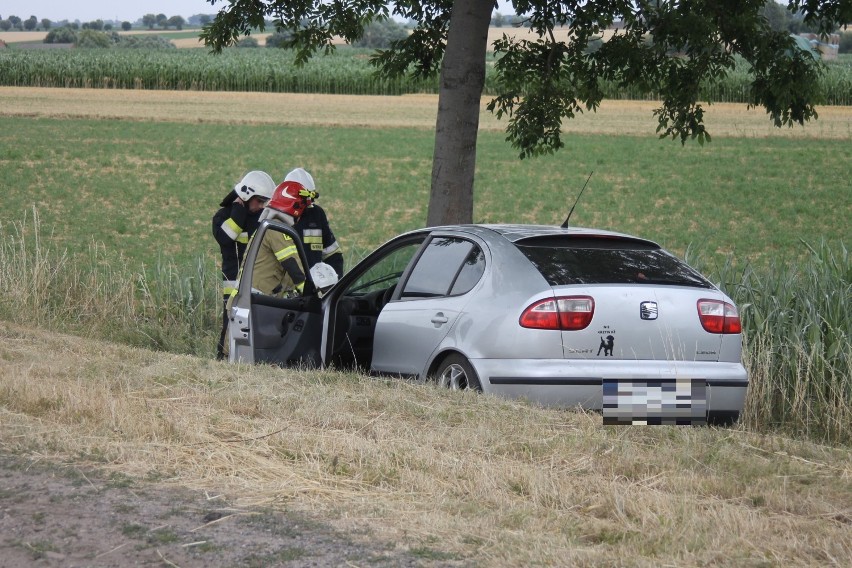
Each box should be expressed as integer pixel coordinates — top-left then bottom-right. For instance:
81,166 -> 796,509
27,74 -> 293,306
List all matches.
602,378 -> 706,425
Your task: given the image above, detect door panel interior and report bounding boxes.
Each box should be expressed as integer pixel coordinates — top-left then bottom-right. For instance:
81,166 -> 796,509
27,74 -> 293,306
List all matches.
250,289 -> 324,367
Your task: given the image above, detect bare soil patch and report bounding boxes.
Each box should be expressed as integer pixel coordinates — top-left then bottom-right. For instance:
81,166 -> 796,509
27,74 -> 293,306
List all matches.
0,454 -> 455,567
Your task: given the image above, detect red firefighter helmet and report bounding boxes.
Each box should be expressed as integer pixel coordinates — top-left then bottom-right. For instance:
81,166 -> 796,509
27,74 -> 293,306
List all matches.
267,180 -> 308,220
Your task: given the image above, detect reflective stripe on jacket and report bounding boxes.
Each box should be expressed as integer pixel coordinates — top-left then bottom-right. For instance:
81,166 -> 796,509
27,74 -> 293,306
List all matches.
212,195 -> 262,290
294,204 -> 344,276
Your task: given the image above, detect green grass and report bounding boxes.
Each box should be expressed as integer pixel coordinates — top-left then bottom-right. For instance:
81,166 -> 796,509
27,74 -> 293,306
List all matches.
1,115 -> 848,273
711,241 -> 851,442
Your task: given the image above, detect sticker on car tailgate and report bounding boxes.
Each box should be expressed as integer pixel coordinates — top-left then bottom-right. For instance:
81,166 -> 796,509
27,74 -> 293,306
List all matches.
602,378 -> 707,425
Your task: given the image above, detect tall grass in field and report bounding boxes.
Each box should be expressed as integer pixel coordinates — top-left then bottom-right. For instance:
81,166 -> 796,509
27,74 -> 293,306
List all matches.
703,241 -> 851,444
1,213 -> 849,443
0,211 -> 219,357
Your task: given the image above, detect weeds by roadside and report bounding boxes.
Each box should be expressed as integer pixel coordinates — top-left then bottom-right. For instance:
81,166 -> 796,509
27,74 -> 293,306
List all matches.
715,240 -> 851,444
0,210 -> 219,358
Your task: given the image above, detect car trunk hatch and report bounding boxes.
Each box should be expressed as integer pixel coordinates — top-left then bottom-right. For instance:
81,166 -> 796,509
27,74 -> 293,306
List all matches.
558,285 -> 724,362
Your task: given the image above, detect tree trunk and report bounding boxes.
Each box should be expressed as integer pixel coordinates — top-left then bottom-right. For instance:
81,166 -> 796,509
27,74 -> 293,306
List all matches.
426,0 -> 492,226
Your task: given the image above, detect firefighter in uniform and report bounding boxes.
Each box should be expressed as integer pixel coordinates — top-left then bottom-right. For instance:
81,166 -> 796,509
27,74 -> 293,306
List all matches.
222,180 -> 339,360
212,170 -> 276,359
285,168 -> 344,278
248,180 -> 309,297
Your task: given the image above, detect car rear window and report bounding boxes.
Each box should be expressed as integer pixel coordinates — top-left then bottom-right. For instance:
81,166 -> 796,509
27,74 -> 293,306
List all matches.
515,237 -> 713,288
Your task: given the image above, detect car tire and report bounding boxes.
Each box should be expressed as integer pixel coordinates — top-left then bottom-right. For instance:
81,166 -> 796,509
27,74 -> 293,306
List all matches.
434,353 -> 482,392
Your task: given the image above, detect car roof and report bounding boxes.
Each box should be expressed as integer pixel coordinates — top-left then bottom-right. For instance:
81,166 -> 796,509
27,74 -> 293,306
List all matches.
419,224 -> 660,247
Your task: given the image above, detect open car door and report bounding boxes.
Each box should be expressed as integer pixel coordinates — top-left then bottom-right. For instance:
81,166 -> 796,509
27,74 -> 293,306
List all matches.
318,232 -> 429,371
228,220 -> 325,366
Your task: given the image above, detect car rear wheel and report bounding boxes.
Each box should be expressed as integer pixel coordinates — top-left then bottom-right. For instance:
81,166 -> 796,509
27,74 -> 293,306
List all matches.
434,354 -> 482,392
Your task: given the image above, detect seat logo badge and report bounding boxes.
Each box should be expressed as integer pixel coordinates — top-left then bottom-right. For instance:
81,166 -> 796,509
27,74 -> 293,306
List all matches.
640,301 -> 658,320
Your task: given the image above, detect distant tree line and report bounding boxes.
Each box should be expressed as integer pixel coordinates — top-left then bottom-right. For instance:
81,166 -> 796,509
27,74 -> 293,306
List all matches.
140,14 -> 186,31
0,13 -> 216,33
488,2 -> 848,35
43,28 -> 177,49
3,3 -> 850,53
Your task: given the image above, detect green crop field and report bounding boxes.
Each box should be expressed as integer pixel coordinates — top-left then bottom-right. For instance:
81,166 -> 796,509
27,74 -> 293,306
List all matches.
2,106 -> 849,273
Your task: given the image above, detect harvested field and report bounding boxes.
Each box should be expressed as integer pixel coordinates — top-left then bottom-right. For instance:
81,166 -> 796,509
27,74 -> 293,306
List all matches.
3,86 -> 851,138
0,31 -> 52,43
1,26 -> 607,48
486,25 -> 618,45
170,34 -> 274,48
0,30 -> 204,44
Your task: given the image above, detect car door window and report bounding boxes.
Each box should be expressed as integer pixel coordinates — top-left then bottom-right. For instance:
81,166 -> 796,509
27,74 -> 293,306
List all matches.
449,245 -> 485,295
346,243 -> 421,296
401,237 -> 484,298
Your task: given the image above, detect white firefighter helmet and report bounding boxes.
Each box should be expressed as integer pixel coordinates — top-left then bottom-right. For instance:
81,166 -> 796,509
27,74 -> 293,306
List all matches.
284,167 -> 315,191
234,170 -> 276,202
284,168 -> 318,202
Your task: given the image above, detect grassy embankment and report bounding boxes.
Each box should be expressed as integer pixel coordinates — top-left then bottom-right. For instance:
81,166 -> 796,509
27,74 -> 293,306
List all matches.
1,88 -> 849,443
1,323 -> 850,566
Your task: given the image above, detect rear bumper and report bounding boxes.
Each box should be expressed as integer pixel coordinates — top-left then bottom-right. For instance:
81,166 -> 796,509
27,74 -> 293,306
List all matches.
473,359 -> 748,413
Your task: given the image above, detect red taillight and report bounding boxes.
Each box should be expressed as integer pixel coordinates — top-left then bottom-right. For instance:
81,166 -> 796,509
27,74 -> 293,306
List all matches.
520,296 -> 594,331
697,299 -> 742,334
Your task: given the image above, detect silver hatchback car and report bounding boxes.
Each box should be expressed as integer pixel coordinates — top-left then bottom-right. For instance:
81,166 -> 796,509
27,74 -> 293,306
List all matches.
229,222 -> 747,424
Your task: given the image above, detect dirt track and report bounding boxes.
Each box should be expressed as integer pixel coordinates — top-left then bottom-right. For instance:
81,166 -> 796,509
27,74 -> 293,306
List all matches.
0,454 -> 460,567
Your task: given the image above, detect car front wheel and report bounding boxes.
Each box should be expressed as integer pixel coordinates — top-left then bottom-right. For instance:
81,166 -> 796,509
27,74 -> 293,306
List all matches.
434,354 -> 482,392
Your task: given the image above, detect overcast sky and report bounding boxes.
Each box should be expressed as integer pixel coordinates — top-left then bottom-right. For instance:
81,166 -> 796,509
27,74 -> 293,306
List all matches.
2,1 -> 223,22
2,1 -> 517,23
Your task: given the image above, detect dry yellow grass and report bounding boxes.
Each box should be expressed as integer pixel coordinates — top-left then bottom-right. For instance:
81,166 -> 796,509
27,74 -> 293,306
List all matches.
0,31 -> 51,43
3,86 -> 851,139
0,29 -> 196,44
1,323 -> 850,565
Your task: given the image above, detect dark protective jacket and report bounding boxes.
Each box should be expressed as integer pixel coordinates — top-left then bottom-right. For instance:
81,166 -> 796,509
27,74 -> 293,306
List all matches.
294,204 -> 344,277
212,190 -> 262,297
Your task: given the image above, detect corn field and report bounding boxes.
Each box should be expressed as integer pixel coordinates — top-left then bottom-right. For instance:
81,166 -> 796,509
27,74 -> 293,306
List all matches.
0,48 -> 440,95
2,48 -> 851,103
